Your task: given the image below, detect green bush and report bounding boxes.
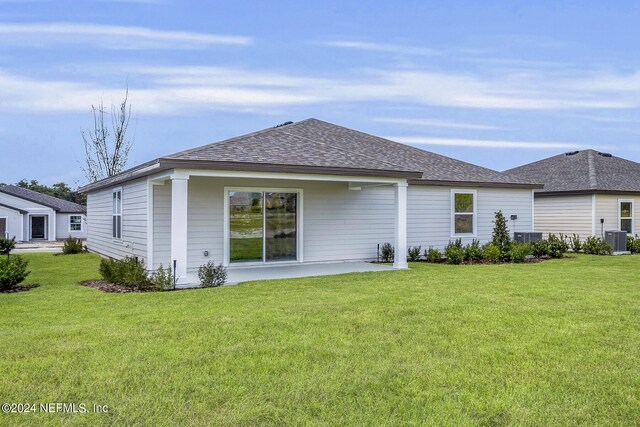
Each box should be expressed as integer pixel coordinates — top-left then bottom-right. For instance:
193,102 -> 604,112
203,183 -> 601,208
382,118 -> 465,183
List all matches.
407,245 -> 422,262
444,241 -> 465,265
546,234 -> 568,259
482,243 -> 501,263
380,242 -> 394,263
425,247 -> 443,263
491,211 -> 511,261
633,238 -> 640,254
62,237 -> 85,254
570,234 -> 582,253
198,261 -> 227,287
464,239 -> 483,263
0,255 -> 30,290
530,239 -> 549,258
99,256 -> 151,289
627,236 -> 636,253
149,264 -> 174,291
583,236 -> 613,255
0,237 -> 16,256
509,242 -> 531,263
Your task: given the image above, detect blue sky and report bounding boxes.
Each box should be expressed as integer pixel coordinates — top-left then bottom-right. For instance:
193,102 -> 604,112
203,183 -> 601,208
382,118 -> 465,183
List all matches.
1,0 -> 640,186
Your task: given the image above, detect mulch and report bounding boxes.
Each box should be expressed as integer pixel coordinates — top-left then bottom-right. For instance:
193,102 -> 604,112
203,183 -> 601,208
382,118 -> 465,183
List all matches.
0,284 -> 40,294
79,280 -> 157,293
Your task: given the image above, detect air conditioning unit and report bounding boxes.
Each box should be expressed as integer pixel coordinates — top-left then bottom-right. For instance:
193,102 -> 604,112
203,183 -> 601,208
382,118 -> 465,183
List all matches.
604,231 -> 629,254
513,232 -> 543,244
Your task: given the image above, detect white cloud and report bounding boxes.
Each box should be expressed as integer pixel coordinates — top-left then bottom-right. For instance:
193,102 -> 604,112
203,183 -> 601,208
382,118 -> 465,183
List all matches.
374,117 -> 501,130
388,136 -> 584,150
0,23 -> 252,49
321,40 -> 439,56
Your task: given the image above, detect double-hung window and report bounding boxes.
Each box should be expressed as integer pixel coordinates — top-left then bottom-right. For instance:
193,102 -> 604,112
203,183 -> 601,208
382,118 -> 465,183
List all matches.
619,200 -> 634,235
69,215 -> 82,232
112,189 -> 122,239
451,190 -> 476,236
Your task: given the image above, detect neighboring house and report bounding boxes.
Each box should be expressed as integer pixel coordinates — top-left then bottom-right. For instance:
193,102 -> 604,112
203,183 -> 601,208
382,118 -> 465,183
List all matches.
80,119 -> 540,285
0,185 -> 87,241
506,149 -> 640,239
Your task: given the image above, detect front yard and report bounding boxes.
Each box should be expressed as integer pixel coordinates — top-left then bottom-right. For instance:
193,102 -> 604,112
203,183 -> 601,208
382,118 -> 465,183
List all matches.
1,253 -> 639,425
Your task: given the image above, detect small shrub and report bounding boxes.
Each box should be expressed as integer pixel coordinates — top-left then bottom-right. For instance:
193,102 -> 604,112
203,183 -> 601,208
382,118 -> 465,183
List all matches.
99,256 -> 151,289
425,247 -> 443,263
547,234 -> 568,259
149,264 -> 174,291
530,239 -> 549,258
464,239 -> 483,263
491,211 -> 511,261
444,241 -> 465,265
509,242 -> 531,263
407,245 -> 422,262
583,236 -> 612,255
62,237 -> 85,254
198,261 -> 227,287
627,236 -> 636,253
633,238 -> 640,254
380,242 -> 394,263
570,234 -> 582,253
482,243 -> 501,263
0,237 -> 16,257
0,255 -> 30,290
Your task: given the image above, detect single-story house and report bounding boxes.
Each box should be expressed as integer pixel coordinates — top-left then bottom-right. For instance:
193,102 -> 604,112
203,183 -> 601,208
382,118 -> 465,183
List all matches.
506,149 -> 640,239
0,185 -> 87,241
80,118 -> 540,286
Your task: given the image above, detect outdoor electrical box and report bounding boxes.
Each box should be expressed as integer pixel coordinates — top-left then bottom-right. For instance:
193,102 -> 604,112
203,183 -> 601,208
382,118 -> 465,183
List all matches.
510,215 -> 518,220
513,232 -> 543,244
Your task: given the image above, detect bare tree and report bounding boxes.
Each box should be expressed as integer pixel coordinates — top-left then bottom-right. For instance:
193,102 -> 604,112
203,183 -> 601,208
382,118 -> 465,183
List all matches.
82,88 -> 135,183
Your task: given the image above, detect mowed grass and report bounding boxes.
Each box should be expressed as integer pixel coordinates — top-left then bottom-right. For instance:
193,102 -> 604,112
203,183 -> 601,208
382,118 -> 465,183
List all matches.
1,253 -> 639,426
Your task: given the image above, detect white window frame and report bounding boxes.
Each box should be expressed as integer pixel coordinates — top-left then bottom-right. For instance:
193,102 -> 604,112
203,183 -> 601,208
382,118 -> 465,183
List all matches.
451,189 -> 477,238
68,215 -> 83,232
223,186 -> 304,267
618,199 -> 634,235
112,188 -> 123,240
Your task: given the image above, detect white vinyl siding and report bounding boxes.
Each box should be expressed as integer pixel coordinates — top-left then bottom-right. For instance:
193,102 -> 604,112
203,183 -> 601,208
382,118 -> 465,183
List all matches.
595,194 -> 640,237
152,182 -> 172,270
0,205 -> 23,241
408,186 -> 533,250
55,213 -> 88,240
86,179 -> 147,262
533,195 -> 594,238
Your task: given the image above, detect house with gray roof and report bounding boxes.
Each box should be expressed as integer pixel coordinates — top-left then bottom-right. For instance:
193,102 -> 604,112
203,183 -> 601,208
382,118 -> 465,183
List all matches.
80,118 -> 540,286
0,185 -> 86,242
506,149 -> 640,239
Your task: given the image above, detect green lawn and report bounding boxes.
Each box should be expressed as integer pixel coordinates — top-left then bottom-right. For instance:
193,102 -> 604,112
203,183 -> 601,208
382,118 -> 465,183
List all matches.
1,253 -> 639,426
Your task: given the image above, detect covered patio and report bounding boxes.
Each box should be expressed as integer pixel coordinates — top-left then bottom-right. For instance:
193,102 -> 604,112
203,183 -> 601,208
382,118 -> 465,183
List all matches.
184,261 -> 394,287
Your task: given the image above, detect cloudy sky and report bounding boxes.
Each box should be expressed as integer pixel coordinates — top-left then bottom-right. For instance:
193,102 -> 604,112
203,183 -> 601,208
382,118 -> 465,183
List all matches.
1,0 -> 639,186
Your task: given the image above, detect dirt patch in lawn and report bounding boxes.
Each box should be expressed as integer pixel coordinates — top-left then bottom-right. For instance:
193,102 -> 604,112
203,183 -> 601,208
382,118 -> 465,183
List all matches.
79,280 -> 157,293
1,284 -> 40,294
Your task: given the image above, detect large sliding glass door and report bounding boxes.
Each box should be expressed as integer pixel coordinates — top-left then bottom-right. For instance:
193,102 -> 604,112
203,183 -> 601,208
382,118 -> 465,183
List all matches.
229,190 -> 299,264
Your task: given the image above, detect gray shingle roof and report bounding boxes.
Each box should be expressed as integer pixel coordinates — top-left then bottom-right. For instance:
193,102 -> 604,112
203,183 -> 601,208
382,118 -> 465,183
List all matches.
505,149 -> 640,194
81,118 -> 540,192
0,185 -> 85,213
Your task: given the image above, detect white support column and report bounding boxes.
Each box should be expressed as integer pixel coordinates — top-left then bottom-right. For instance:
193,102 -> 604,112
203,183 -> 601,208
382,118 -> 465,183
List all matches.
393,181 -> 409,269
48,212 -> 56,242
171,176 -> 189,284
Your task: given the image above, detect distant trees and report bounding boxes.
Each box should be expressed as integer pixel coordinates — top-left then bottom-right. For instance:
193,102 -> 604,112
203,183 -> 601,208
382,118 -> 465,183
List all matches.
81,88 -> 135,183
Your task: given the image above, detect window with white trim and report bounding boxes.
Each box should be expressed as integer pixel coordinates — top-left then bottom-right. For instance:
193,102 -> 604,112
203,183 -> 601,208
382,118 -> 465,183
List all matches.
619,200 -> 634,234
112,189 -> 122,239
69,215 -> 82,232
451,190 -> 476,236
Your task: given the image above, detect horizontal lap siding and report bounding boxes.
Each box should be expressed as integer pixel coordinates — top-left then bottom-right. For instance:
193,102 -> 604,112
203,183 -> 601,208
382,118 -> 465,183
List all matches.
595,194 -> 640,235
55,213 -> 88,240
152,182 -> 172,270
87,179 -> 147,262
181,177 -> 395,269
0,206 -> 22,241
408,186 -> 533,250
533,195 -> 593,238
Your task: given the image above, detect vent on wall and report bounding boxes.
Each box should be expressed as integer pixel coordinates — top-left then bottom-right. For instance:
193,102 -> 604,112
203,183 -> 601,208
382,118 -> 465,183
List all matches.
565,151 -> 579,156
598,152 -> 612,157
